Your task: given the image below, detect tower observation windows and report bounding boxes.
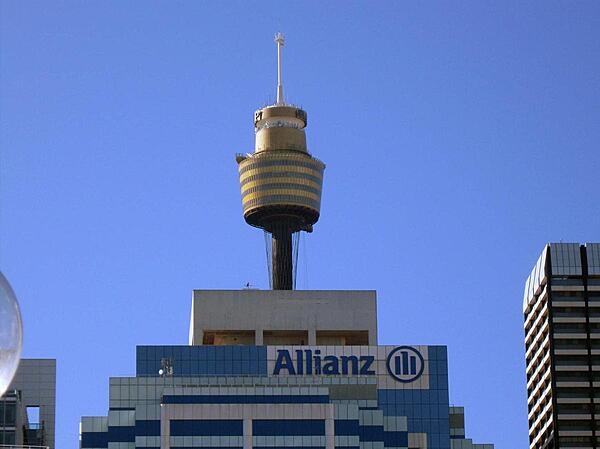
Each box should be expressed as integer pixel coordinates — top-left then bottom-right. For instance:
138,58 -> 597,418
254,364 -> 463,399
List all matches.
256,118 -> 303,132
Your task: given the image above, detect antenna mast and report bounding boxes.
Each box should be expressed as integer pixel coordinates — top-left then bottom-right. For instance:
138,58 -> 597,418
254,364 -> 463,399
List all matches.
275,32 -> 285,105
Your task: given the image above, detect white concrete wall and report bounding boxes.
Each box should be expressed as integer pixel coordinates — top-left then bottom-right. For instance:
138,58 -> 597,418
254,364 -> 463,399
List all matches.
189,290 -> 377,346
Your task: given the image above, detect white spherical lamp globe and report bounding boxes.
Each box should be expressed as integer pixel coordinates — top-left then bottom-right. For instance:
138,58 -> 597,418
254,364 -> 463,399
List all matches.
0,271 -> 23,396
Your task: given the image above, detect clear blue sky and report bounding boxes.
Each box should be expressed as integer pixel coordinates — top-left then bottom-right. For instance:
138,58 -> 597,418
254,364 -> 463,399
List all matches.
1,1 -> 599,448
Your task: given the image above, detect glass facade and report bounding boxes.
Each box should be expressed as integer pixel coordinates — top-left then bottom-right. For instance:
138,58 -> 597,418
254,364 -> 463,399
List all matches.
0,399 -> 17,427
0,392 -> 18,446
81,344 -> 490,449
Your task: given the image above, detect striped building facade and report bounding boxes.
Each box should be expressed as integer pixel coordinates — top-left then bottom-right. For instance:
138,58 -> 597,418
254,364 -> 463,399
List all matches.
524,243 -> 600,449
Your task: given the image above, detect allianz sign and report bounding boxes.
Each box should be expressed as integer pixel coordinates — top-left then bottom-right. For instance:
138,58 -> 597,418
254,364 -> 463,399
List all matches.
271,346 -> 425,383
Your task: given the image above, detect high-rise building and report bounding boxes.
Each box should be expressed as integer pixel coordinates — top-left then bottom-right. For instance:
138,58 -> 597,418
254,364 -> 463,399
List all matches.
524,243 -> 600,449
0,358 -> 56,448
79,34 -> 492,449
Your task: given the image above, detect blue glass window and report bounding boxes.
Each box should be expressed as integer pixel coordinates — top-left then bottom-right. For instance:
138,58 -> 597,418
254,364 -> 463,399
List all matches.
136,420 -> 160,436
107,426 -> 135,442
253,419 -> 325,436
170,419 -> 243,436
81,431 -> 108,448
334,420 -> 359,436
162,395 -> 328,404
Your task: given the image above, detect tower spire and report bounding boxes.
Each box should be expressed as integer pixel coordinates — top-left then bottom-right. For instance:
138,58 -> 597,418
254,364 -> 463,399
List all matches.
275,32 -> 285,105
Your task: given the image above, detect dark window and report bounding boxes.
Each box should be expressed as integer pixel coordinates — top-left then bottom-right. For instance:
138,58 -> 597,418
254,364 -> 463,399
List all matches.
0,403 -> 16,426
170,420 -> 243,436
80,432 -> 108,448
253,419 -> 325,436
334,420 -> 359,435
1,430 -> 15,445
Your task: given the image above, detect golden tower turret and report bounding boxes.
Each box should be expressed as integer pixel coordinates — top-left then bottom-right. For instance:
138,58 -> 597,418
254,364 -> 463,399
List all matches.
236,33 -> 325,290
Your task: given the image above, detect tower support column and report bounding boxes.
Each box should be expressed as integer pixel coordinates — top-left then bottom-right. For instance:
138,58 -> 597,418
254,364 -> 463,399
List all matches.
271,222 -> 293,290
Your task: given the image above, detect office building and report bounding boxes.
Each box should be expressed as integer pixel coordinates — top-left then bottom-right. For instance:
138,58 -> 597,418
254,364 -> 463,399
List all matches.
524,243 -> 600,448
0,358 -> 56,448
81,290 -> 491,449
80,34 -> 493,449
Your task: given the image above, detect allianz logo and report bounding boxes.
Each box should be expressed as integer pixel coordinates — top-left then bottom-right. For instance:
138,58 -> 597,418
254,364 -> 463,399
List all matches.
272,346 -> 424,382
386,346 -> 424,383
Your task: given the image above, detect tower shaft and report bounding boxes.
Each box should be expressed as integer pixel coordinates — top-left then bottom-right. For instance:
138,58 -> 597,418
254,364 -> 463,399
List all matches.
271,223 -> 293,290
